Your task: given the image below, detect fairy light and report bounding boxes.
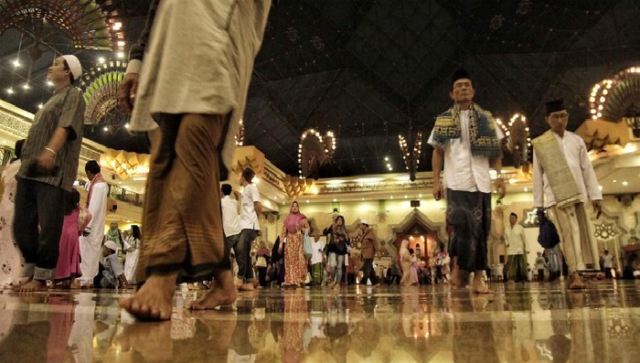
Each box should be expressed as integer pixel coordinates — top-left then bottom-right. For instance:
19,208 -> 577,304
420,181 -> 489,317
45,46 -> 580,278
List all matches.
589,79 -> 616,120
398,132 -> 423,173
235,119 -> 245,145
298,128 -> 336,177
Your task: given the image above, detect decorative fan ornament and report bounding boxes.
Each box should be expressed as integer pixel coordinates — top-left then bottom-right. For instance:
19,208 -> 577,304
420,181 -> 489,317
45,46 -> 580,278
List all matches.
589,67 -> 640,122
0,0 -> 126,53
496,114 -> 531,169
398,131 -> 423,181
80,60 -> 127,132
298,128 -> 336,179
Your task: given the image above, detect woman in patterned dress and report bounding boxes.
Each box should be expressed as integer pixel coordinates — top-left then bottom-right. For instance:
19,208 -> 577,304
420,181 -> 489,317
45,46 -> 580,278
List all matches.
279,201 -> 308,287
0,140 -> 25,288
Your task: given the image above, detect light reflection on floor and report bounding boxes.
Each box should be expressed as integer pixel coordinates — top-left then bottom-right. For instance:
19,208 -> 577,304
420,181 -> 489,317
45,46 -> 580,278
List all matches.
1,280 -> 639,362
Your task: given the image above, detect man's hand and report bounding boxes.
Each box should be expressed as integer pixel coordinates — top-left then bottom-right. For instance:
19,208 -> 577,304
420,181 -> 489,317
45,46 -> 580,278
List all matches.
495,178 -> 507,199
432,180 -> 444,201
37,150 -> 56,172
118,73 -> 139,114
592,200 -> 602,219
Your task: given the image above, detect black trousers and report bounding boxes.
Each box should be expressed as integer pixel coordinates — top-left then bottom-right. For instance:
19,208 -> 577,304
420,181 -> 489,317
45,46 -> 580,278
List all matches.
13,178 -> 65,280
257,267 -> 268,286
359,258 -> 379,285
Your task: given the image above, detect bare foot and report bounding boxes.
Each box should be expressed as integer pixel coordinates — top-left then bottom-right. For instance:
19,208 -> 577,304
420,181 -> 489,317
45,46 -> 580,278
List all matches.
471,270 -> 492,294
239,283 -> 254,292
449,258 -> 461,287
449,274 -> 461,287
118,274 -> 177,321
13,279 -> 46,292
568,273 -> 587,290
471,284 -> 493,294
191,269 -> 238,310
190,286 -> 237,310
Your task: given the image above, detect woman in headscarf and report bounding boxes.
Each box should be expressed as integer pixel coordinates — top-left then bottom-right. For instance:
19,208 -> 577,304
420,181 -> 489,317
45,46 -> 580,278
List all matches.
398,239 -> 417,286
124,225 -> 141,285
105,222 -> 124,257
0,139 -> 26,288
279,201 -> 308,287
323,215 -> 350,288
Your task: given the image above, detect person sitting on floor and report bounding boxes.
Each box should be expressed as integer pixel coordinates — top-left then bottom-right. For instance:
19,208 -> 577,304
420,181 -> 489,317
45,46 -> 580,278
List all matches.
100,240 -> 128,289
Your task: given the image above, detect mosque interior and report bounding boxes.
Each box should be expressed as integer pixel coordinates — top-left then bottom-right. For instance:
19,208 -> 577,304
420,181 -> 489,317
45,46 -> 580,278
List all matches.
1,1 -> 640,362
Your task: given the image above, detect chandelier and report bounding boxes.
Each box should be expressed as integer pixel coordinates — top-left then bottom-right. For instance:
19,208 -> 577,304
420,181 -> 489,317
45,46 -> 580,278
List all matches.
0,0 -> 126,57
79,59 -> 128,133
298,128 -> 336,179
398,131 -> 423,181
102,148 -> 149,180
496,113 -> 531,168
589,66 -> 640,122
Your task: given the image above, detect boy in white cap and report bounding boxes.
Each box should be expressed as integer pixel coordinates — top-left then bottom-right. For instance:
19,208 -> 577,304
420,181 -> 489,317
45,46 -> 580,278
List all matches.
101,240 -> 128,288
13,55 -> 85,291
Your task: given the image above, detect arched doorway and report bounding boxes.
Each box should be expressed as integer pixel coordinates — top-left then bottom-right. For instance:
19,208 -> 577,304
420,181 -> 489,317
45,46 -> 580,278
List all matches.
389,210 -> 445,266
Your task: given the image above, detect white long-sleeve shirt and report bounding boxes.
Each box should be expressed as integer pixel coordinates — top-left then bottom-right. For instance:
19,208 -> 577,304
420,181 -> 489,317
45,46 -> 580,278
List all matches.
427,110 -> 504,193
533,131 -> 602,208
505,224 -> 527,255
84,181 -> 109,234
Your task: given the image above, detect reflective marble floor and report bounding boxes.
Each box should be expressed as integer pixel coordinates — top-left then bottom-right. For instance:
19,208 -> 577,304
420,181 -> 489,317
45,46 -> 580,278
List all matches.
1,280 -> 640,363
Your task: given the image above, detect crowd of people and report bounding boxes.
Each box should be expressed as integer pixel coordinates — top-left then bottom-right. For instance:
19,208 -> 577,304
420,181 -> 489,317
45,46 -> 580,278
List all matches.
0,148 -> 142,291
0,0 -> 634,327
216,188 -> 458,290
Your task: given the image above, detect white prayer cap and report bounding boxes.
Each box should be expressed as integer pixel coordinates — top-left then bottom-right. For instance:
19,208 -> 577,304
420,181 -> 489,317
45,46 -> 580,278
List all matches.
61,55 -> 82,80
360,219 -> 370,225
104,240 -> 118,252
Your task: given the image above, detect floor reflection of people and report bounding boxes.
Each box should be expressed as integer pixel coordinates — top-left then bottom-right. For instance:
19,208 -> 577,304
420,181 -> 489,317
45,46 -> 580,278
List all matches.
452,296 -> 500,363
116,310 -> 237,362
0,295 -> 75,363
351,294 -> 380,360
46,295 -> 77,363
67,293 -> 96,363
279,291 -> 309,363
227,299 -> 261,361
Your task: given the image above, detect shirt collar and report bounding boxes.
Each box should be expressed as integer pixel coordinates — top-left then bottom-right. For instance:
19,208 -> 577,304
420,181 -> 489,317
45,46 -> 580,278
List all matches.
53,84 -> 72,95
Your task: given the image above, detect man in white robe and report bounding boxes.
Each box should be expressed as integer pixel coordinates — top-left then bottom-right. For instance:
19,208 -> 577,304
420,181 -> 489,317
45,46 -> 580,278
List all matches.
77,160 -> 109,287
533,99 -> 602,290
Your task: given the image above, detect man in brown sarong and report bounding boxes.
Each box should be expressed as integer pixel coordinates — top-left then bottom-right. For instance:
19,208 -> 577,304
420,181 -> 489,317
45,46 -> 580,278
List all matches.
117,0 -> 271,320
